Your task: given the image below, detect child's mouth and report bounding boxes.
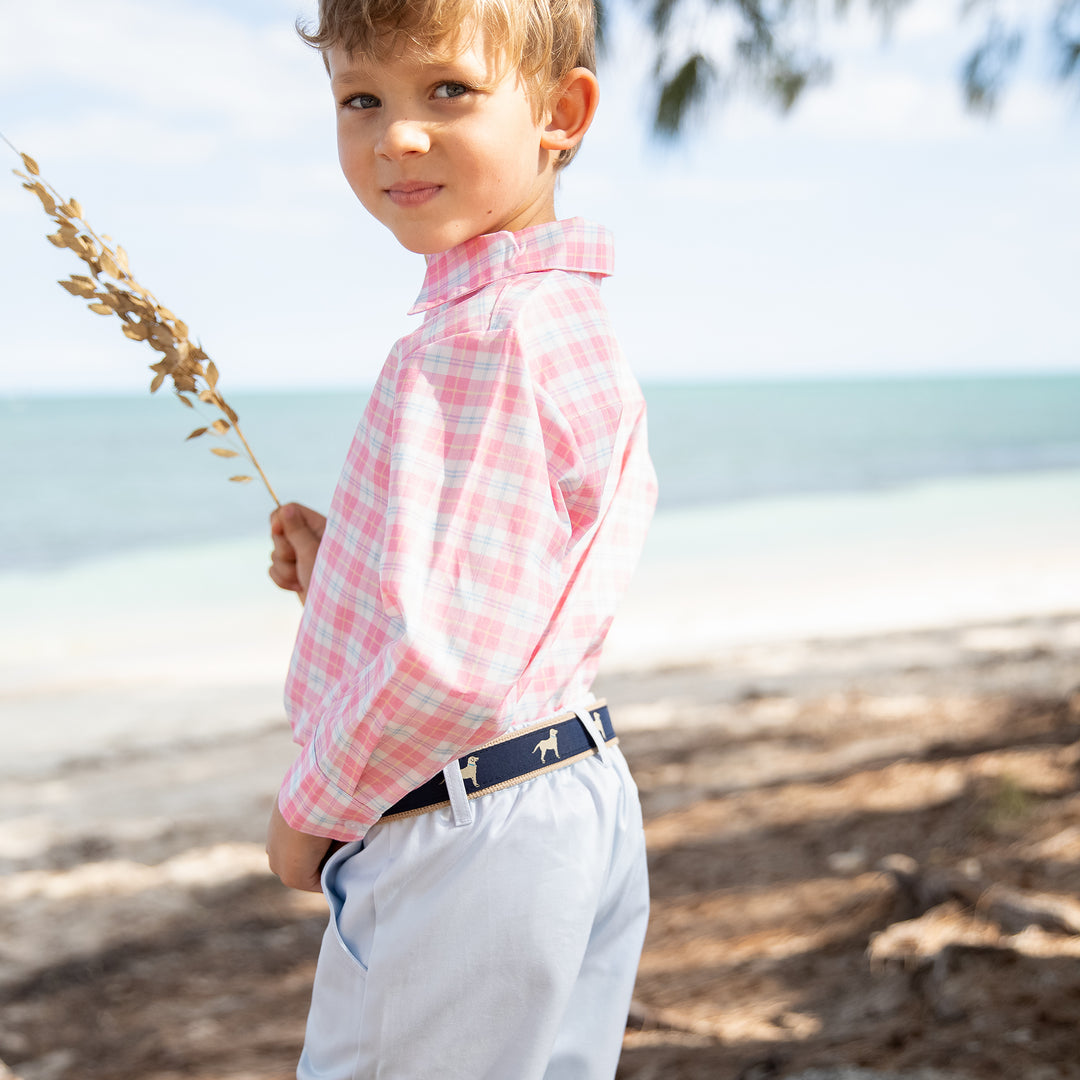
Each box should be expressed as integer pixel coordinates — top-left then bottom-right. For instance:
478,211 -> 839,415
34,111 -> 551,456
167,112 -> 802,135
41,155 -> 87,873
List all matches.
386,182 -> 442,207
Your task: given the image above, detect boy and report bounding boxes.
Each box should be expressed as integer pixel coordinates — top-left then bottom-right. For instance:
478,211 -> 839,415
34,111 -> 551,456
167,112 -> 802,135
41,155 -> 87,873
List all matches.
267,0 -> 657,1075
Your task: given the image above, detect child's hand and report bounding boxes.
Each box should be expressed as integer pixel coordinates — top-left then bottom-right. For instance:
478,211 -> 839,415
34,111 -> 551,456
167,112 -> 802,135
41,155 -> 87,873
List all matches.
269,502 -> 327,603
266,799 -> 335,893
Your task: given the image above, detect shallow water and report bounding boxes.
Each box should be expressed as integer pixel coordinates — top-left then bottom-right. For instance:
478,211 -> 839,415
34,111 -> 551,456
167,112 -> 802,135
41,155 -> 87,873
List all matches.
4,373 -> 1078,570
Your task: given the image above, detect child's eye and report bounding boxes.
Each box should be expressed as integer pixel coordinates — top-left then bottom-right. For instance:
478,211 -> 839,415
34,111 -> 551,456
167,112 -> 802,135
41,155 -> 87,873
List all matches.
433,82 -> 469,100
344,93 -> 380,110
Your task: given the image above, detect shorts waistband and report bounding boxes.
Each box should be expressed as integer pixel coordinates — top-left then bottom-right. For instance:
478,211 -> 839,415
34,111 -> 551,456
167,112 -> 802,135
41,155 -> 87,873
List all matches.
380,702 -> 616,823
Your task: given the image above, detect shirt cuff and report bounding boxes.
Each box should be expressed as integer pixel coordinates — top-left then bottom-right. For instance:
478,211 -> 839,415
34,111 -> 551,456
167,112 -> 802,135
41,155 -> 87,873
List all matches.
277,737 -> 379,841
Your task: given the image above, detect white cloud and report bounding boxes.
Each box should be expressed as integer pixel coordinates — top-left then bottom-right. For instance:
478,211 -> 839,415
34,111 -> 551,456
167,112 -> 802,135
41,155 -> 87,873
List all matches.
995,81 -> 1075,131
172,160 -> 352,235
891,3 -> 956,43
643,174 -> 817,205
2,0 -> 1077,393
611,0 -> 1076,145
787,69 -> 972,141
14,110 -> 219,166
2,0 -> 328,148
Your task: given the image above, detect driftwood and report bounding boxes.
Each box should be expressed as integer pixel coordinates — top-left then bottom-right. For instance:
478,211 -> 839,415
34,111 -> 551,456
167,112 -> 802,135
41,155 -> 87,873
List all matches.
870,852 -> 1080,977
981,882 -> 1080,936
627,854 -> 1080,1038
867,900 -> 1002,971
877,852 -> 1080,936
626,997 -> 719,1037
876,853 -> 983,913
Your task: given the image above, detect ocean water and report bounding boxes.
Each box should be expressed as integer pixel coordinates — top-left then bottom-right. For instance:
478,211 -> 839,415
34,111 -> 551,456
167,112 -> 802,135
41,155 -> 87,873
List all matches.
3,373 -> 1079,573
4,373 -> 1080,771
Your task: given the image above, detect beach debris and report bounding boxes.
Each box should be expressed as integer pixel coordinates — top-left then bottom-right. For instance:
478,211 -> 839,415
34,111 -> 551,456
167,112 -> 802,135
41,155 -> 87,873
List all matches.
981,882 -> 1080,936
826,848 -> 869,875
3,135 -> 279,506
870,853 -> 1080,977
625,997 -> 721,1038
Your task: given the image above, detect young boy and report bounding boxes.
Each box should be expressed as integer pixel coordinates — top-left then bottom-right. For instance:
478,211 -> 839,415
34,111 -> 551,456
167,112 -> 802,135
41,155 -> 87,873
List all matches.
266,0 -> 657,1075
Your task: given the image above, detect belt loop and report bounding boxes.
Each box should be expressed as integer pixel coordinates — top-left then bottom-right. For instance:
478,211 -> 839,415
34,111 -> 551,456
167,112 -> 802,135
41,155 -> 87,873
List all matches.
443,759 -> 475,827
574,707 -> 609,765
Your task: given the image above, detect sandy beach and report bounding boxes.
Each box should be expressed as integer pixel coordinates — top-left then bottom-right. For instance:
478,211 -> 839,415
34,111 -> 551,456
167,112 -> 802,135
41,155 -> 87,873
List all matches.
2,473 -> 1080,1079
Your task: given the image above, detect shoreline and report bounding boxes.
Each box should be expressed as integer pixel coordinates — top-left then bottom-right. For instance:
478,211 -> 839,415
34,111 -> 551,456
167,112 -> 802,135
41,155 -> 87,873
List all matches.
3,606 -> 1077,903
3,466 -> 1080,777
3,606 -> 1078,784
3,463 -> 1080,1075
2,605 -> 1078,1079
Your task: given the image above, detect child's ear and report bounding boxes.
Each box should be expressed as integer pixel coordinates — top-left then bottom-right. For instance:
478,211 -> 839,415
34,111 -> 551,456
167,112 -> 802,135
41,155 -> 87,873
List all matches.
540,68 -> 599,155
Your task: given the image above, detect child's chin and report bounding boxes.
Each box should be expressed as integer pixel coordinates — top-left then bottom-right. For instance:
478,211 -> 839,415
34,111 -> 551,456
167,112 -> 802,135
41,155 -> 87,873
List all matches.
401,240 -> 445,256
387,222 -> 473,256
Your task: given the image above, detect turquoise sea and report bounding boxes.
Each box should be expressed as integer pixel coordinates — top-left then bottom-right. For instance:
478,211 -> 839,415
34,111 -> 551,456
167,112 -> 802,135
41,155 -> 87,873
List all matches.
3,372 -> 1080,773
2,373 -> 1079,572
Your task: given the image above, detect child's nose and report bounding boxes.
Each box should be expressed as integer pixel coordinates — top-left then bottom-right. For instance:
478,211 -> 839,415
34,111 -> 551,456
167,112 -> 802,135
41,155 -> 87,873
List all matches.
376,118 -> 431,159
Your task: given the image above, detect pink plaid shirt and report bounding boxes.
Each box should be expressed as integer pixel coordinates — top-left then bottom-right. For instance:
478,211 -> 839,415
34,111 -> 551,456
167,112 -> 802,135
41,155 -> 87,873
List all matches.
279,218 -> 657,839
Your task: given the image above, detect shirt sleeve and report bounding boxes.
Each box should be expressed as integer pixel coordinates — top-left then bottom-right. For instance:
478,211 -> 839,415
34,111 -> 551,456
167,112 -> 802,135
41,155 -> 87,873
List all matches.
277,327 -> 578,838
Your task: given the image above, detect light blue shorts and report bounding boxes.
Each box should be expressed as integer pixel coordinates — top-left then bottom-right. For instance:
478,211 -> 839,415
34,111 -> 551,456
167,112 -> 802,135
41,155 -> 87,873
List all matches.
297,743 -> 649,1080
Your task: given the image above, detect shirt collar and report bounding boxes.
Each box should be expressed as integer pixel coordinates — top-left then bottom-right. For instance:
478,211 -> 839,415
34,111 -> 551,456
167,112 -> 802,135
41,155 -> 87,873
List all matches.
409,217 -> 614,314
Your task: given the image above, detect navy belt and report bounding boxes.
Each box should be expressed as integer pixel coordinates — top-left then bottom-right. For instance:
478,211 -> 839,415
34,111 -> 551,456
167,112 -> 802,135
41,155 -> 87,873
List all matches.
380,703 -> 616,822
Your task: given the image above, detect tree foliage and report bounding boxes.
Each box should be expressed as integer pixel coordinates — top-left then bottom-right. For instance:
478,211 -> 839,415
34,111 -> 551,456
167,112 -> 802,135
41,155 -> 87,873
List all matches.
635,0 -> 1080,135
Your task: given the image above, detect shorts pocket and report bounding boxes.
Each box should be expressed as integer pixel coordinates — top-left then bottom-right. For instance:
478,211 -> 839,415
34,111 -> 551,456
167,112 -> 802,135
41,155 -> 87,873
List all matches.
321,838 -> 374,975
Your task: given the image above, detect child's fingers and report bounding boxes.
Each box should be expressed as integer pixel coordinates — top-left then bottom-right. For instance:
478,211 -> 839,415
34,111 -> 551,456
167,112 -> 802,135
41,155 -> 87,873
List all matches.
295,504 -> 328,540
272,528 -> 297,562
269,526 -> 301,593
268,561 -> 301,593
270,502 -> 303,535
281,514 -> 322,566
279,508 -> 323,591
271,503 -> 326,538
267,503 -> 323,598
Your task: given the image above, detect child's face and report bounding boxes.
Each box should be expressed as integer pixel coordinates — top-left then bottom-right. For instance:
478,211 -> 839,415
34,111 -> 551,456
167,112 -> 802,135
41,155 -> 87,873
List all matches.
329,32 -> 557,255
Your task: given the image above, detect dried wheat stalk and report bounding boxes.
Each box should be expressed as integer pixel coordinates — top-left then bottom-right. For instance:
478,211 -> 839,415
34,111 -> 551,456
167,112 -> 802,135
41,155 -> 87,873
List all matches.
4,135 -> 279,506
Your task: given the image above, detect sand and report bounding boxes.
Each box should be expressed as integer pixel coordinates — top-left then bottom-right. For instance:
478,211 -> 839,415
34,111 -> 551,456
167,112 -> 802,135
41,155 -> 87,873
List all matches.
2,606 -> 1079,1078
2,478 -> 1080,1079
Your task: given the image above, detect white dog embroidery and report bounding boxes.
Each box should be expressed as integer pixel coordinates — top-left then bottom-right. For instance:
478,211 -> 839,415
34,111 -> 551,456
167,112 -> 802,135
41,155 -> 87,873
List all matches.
459,755 -> 480,789
532,728 -> 561,764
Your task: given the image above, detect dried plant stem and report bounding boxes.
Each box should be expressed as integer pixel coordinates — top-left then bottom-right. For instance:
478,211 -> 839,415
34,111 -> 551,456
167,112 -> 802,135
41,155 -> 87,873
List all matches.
1,130 -> 24,160
221,404 -> 280,505
4,133 -> 279,508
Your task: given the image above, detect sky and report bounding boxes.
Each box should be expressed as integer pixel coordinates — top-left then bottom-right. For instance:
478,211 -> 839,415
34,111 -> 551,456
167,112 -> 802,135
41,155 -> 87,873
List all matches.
1,0 -> 1077,394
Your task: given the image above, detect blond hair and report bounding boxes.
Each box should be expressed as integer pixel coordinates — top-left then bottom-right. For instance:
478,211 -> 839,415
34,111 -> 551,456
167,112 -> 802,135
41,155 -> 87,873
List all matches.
297,0 -> 597,165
